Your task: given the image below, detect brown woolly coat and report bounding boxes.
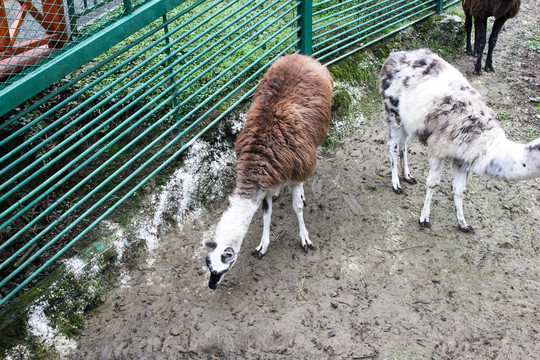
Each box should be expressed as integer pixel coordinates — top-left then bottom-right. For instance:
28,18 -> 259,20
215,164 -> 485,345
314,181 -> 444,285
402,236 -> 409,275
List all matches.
234,54 -> 333,198
462,0 -> 520,19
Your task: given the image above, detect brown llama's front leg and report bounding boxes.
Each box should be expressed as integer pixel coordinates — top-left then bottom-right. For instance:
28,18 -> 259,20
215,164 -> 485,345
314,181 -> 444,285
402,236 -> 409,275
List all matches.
484,17 -> 509,72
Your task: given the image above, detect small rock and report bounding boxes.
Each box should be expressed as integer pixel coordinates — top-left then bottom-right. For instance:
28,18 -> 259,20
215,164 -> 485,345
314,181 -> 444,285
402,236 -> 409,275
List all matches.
328,331 -> 336,338
432,277 -> 441,284
331,302 -> 338,309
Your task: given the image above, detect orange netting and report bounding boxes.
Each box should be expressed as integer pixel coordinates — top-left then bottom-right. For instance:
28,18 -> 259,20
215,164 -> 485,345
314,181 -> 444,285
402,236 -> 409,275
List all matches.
0,0 -> 69,79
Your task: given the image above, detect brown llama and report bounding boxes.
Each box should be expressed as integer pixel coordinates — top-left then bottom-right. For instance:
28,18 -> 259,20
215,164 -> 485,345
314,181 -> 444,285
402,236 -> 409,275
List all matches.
205,54 -> 333,289
462,0 -> 520,74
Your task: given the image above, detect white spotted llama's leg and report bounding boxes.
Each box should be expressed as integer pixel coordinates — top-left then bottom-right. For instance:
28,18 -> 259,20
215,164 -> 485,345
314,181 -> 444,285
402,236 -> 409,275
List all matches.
388,121 -> 407,194
452,162 -> 473,233
399,136 -> 417,185
419,156 -> 445,228
292,183 -> 314,251
252,195 -> 272,258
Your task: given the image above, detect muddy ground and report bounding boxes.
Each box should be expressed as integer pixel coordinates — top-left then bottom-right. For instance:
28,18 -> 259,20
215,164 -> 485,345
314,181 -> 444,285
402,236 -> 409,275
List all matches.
68,2 -> 539,359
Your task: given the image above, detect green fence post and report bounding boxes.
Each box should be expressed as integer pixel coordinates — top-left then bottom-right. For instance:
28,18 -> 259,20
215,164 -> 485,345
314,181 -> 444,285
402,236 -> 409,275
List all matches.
66,0 -> 78,40
124,0 -> 133,15
435,0 -> 444,14
297,0 -> 312,55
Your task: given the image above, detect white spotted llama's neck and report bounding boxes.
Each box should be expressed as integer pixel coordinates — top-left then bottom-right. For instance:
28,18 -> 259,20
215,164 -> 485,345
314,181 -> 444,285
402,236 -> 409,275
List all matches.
481,137 -> 540,181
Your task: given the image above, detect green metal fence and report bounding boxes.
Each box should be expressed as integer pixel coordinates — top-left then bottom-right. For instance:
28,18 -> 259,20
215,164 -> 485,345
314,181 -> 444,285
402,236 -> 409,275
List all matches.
0,0 -> 460,307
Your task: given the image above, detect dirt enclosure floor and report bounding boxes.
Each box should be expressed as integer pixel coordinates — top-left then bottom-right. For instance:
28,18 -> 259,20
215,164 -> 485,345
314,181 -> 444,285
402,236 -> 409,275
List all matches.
69,3 -> 540,359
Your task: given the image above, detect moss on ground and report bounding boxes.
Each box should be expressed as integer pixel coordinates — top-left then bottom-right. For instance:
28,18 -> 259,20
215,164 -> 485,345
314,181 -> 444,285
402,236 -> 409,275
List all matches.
0,236 -> 118,359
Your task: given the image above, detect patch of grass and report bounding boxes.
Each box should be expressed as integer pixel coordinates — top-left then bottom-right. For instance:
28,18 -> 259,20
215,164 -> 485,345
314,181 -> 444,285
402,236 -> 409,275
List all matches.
330,54 -> 375,86
527,127 -> 540,142
528,32 -> 540,52
497,111 -> 509,121
396,14 -> 465,58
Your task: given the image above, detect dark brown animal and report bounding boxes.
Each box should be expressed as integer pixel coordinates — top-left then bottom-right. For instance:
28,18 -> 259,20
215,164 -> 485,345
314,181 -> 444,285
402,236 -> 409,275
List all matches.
205,54 -> 333,290
462,0 -> 520,74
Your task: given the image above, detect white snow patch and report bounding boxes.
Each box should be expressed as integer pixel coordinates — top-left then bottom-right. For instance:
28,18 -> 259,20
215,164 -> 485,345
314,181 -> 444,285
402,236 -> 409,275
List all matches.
63,258 -> 86,278
119,271 -> 132,288
4,344 -> 30,360
230,112 -> 246,134
27,303 -> 77,356
63,255 -> 102,280
99,220 -> 128,262
113,227 -> 127,261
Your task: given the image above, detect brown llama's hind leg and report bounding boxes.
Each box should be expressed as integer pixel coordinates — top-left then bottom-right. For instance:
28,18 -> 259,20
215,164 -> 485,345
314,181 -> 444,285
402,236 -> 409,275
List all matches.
473,17 -> 488,75
464,10 -> 474,55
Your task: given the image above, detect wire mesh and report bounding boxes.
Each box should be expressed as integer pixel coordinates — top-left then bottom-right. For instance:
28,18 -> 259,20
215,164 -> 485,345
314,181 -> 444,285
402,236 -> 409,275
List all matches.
0,0 -> 135,87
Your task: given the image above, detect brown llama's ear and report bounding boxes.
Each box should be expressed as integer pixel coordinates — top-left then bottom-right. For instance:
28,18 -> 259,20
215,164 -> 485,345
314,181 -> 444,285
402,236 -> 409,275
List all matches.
205,240 -> 218,250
